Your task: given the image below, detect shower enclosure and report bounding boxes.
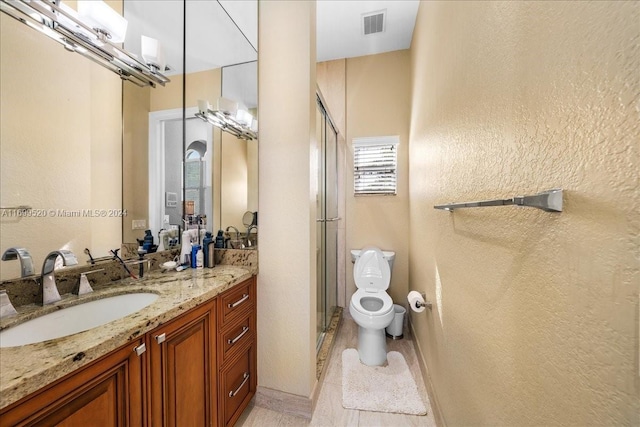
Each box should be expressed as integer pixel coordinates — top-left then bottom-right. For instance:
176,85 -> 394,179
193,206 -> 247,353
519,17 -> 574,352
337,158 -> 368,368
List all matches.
316,95 -> 339,353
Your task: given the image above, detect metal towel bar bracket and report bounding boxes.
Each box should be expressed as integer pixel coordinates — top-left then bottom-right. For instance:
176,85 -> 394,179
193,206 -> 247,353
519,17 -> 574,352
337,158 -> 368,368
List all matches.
434,189 -> 563,212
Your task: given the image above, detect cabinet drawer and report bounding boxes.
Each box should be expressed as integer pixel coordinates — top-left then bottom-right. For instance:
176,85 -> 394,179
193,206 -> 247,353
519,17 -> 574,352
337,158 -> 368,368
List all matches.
219,310 -> 255,365
218,277 -> 255,329
219,344 -> 256,427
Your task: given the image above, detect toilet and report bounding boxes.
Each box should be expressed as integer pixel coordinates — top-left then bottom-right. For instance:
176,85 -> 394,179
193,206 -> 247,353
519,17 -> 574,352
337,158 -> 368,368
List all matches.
349,247 -> 395,366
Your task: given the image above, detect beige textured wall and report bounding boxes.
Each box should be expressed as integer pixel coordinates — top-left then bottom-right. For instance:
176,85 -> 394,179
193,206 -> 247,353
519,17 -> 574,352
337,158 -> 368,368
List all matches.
1,2 -> 122,280
408,2 -> 639,425
345,51 -> 411,305
258,0 -> 318,398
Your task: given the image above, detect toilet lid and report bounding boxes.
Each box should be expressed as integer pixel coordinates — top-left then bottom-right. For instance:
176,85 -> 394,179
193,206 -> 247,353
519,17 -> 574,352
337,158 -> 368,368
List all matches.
353,247 -> 390,291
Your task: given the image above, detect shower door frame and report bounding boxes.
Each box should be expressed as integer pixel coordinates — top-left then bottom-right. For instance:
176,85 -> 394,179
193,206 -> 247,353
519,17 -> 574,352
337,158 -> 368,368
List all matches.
316,94 -> 339,353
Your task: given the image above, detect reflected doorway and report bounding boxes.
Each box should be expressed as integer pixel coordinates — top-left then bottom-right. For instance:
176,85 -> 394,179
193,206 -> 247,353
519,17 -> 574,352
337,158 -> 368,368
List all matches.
149,108 -> 213,236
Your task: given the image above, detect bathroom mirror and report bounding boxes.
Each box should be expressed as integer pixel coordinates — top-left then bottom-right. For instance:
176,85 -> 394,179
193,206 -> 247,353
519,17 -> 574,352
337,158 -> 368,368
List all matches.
0,0 -> 257,281
0,2 -> 124,281
122,0 -> 258,245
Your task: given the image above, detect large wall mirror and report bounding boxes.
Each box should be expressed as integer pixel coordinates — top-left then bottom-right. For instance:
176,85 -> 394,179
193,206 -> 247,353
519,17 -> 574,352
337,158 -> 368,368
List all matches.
122,0 -> 258,246
0,0 -> 256,281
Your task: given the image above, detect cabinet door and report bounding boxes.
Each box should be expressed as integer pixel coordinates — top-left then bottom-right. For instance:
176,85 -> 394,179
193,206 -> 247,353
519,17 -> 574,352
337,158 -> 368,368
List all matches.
148,301 -> 216,427
0,339 -> 146,426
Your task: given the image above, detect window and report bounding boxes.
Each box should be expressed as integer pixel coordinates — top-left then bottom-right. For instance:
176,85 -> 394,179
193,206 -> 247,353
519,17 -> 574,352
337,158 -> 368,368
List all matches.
353,136 -> 398,195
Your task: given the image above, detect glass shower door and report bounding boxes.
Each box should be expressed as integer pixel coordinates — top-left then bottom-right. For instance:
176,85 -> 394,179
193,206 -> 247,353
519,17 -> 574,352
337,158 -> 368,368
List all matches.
316,97 -> 338,352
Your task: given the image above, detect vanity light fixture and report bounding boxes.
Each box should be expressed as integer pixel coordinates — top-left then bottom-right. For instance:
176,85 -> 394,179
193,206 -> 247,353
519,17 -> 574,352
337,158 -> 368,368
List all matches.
196,98 -> 258,141
0,0 -> 170,88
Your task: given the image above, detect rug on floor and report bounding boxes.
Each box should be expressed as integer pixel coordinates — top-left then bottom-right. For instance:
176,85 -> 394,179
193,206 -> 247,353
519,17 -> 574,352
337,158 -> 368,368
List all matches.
341,348 -> 427,415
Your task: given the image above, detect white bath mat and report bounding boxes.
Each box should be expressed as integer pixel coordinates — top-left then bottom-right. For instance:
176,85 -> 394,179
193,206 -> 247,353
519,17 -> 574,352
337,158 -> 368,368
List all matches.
341,348 -> 427,415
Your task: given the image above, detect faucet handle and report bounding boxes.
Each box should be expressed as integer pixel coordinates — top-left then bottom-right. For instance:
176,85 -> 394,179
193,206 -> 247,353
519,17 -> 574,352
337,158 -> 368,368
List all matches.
73,269 -> 104,296
0,290 -> 18,319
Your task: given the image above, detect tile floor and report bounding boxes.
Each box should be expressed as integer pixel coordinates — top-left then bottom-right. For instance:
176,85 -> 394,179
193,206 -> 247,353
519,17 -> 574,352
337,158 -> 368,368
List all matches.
236,316 -> 437,427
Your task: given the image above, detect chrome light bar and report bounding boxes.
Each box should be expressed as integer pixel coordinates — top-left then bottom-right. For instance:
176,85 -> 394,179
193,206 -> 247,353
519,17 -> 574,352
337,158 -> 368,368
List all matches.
0,0 -> 170,88
196,110 -> 258,141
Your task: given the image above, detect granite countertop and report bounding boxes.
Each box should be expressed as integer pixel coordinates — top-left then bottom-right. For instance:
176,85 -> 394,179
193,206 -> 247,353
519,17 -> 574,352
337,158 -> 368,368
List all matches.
0,265 -> 253,409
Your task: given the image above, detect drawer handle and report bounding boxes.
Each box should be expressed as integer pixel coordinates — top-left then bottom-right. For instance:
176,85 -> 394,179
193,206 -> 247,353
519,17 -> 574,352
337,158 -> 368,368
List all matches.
133,343 -> 146,356
227,326 -> 249,345
228,293 -> 249,308
155,333 -> 166,344
229,372 -> 250,398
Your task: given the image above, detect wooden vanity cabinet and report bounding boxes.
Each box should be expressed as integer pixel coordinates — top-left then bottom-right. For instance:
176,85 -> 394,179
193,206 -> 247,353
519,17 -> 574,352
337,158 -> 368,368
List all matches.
0,338 -> 146,426
0,276 -> 257,427
147,299 -> 217,427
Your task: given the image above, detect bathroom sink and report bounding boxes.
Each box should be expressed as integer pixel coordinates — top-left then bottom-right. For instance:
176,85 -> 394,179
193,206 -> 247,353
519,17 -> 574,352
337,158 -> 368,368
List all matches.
0,293 -> 158,348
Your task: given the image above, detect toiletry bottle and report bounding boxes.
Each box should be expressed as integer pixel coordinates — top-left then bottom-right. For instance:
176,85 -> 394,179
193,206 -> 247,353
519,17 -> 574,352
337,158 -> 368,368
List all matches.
207,240 -> 215,268
143,229 -> 154,251
180,230 -> 192,266
214,230 -> 225,249
196,246 -> 204,269
191,244 -> 200,269
202,232 -> 213,267
157,230 -> 167,252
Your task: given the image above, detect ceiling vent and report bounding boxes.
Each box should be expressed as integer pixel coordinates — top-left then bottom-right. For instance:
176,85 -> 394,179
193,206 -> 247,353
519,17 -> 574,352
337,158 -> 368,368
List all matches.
362,10 -> 386,36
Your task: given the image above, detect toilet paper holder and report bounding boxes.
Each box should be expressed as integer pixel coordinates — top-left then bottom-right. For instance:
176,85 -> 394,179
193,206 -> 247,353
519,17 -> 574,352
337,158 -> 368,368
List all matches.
414,292 -> 432,310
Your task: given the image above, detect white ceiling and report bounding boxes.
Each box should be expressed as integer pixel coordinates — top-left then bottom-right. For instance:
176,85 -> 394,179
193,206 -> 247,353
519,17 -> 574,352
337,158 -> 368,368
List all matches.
122,1 -> 417,106
124,1 -> 417,71
124,1 -> 257,74
317,0 -> 420,62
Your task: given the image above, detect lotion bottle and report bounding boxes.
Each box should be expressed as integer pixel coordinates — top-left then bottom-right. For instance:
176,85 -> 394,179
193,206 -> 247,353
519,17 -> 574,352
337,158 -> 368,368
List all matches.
196,247 -> 204,269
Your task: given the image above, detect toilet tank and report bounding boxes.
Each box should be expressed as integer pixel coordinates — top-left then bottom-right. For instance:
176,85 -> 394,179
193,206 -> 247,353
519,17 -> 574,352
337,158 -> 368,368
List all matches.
350,249 -> 395,272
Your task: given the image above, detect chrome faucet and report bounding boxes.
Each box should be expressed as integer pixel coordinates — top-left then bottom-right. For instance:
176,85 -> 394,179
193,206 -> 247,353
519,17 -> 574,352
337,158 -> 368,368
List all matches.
225,225 -> 240,240
40,250 -> 78,305
2,247 -> 34,277
245,225 -> 258,247
225,226 -> 241,248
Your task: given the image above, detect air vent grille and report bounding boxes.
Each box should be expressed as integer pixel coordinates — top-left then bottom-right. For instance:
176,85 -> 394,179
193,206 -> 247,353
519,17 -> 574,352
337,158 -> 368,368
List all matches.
362,11 -> 385,35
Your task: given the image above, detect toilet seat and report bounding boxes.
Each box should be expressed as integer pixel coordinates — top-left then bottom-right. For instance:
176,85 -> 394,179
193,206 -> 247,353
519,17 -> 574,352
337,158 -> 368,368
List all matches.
350,288 -> 393,316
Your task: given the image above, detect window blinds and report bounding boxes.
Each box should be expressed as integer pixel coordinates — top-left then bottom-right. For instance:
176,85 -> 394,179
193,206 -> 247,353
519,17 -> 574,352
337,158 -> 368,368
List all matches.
353,136 -> 398,195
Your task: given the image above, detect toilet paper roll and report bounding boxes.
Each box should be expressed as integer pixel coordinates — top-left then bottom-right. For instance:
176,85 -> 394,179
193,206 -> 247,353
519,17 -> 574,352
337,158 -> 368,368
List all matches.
408,291 -> 426,313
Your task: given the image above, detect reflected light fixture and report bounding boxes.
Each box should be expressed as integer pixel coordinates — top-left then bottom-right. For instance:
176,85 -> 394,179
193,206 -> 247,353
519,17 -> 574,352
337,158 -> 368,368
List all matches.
196,98 -> 258,141
141,35 -> 166,74
0,0 -> 170,88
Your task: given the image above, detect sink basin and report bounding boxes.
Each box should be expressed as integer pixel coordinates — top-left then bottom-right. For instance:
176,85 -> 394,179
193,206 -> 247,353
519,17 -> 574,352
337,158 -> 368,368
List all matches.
0,293 -> 158,348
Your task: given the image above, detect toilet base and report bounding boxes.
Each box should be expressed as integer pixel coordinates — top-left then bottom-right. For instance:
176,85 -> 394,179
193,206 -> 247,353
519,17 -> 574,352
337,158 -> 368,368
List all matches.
357,326 -> 388,366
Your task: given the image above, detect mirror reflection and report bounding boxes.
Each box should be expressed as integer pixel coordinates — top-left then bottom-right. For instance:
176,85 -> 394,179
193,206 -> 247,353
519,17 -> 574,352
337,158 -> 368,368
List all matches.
122,0 -> 258,249
0,0 -> 257,281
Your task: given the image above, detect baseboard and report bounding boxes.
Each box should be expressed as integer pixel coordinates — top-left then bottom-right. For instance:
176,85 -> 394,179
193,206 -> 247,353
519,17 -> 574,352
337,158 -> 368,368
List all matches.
255,386 -> 313,420
409,317 -> 446,427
